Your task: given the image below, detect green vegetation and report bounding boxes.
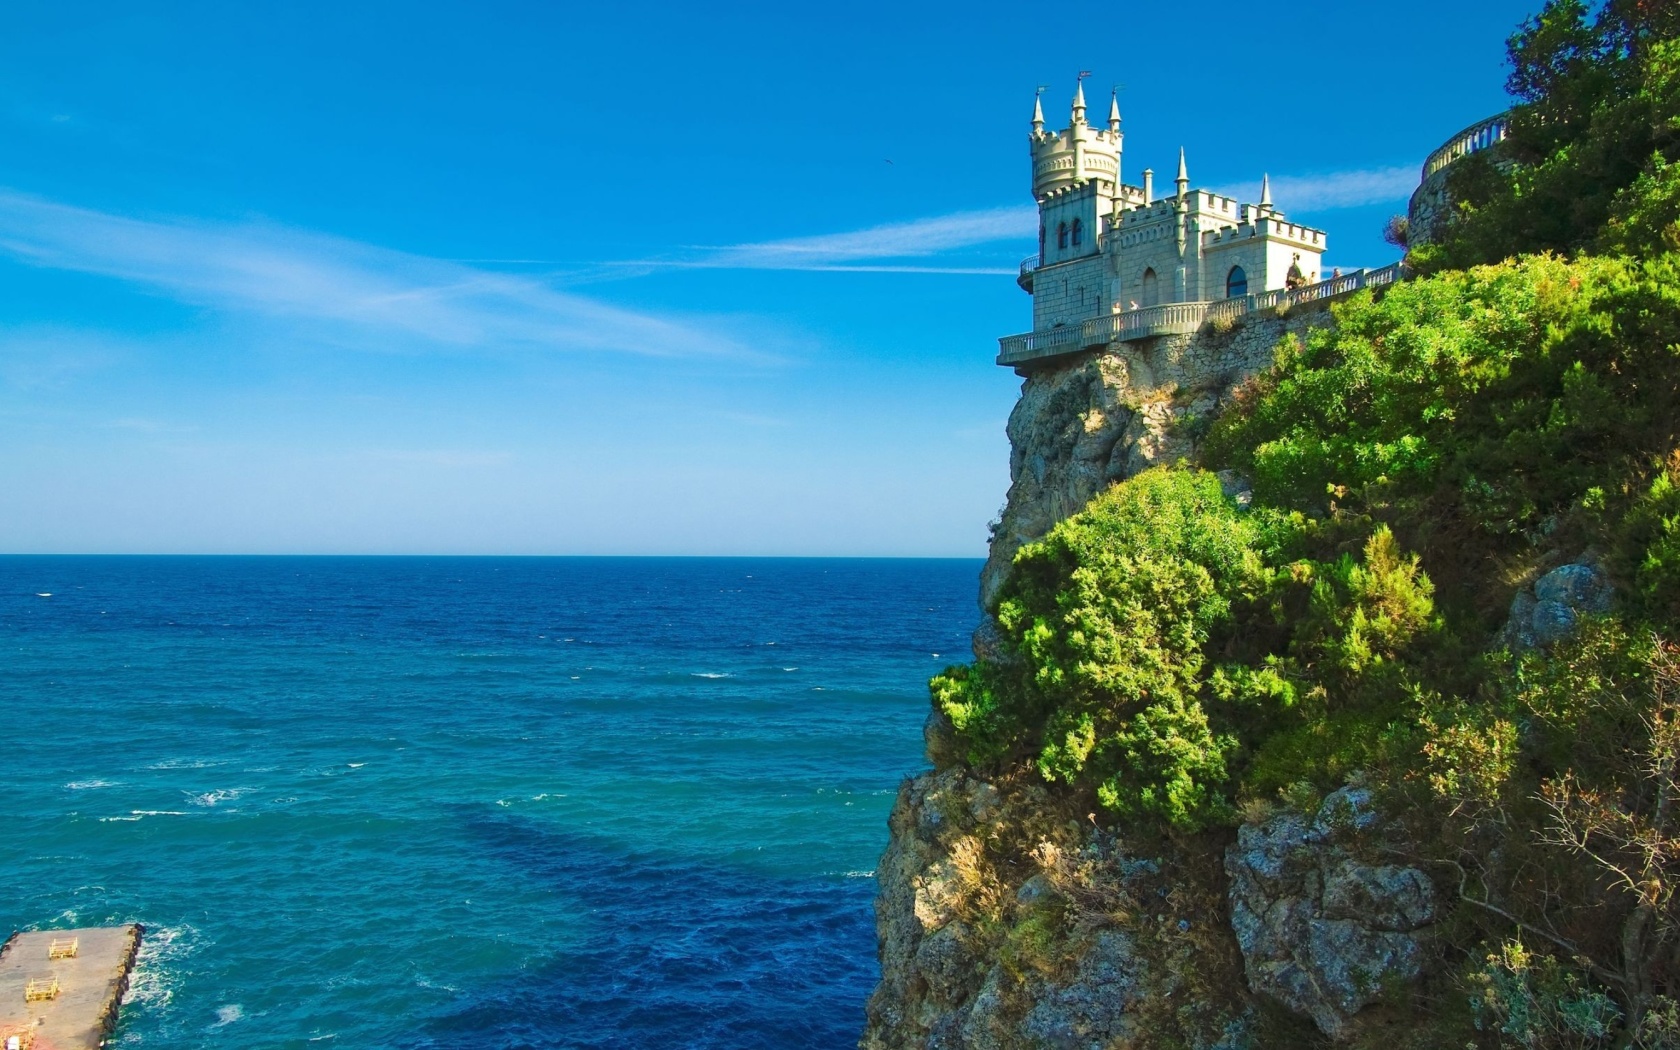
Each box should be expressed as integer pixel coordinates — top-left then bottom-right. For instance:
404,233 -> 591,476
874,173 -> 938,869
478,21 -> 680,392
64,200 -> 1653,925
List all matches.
1421,0 -> 1680,270
932,2 -> 1680,1041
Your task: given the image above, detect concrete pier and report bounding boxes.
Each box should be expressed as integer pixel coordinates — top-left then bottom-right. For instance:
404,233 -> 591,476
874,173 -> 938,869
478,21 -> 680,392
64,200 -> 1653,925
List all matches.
0,926 -> 143,1050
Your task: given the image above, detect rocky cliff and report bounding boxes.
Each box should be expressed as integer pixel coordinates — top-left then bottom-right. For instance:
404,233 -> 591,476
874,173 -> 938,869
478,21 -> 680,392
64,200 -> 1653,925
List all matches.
978,308 -> 1329,611
864,305 -> 1444,1049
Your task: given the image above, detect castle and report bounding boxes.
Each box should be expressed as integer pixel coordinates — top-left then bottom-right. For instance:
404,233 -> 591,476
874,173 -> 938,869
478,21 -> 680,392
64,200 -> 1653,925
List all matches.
1017,80 -> 1329,337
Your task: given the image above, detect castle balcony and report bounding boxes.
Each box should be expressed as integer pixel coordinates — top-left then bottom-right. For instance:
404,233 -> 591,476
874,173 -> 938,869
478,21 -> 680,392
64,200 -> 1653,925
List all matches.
1016,254 -> 1039,292
997,262 -> 1404,369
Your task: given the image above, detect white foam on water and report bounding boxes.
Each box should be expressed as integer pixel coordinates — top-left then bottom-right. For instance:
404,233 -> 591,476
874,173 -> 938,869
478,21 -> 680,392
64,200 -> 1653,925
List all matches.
211,1003 -> 243,1027
144,758 -> 225,770
34,592 -> 51,597
185,788 -> 248,807
347,762 -> 364,768
124,923 -> 201,1014
691,672 -> 730,679
66,779 -> 118,790
782,667 -> 799,671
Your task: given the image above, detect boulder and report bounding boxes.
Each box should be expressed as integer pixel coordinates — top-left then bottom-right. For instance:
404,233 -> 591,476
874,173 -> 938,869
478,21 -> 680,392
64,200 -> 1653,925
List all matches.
1225,787 -> 1437,1040
1500,560 -> 1613,650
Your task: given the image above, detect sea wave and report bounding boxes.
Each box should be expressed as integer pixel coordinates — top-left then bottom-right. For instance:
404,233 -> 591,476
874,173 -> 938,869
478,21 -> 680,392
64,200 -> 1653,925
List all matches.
185,788 -> 248,807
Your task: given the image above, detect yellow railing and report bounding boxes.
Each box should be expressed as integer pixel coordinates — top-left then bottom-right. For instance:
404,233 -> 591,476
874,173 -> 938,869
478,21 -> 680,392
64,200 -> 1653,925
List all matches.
23,977 -> 60,1002
47,937 -> 77,960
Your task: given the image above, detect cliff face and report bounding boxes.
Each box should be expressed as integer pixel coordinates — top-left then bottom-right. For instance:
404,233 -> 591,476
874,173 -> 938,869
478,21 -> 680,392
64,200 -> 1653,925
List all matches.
979,310 -> 1325,610
865,306 -> 1441,1049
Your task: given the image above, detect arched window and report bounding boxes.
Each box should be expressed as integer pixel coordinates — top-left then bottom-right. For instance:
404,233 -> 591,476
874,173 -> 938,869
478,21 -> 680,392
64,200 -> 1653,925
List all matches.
1226,265 -> 1249,299
1057,222 -> 1068,250
1141,267 -> 1159,307
1071,218 -> 1083,247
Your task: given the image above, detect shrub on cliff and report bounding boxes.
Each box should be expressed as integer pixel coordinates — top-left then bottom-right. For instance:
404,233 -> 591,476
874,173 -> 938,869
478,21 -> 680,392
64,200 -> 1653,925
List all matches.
1207,252 -> 1680,623
933,469 -> 1443,833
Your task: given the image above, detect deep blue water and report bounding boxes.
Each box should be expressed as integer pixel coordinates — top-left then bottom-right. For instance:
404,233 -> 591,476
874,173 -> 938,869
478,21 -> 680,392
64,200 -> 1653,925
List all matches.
0,557 -> 981,1049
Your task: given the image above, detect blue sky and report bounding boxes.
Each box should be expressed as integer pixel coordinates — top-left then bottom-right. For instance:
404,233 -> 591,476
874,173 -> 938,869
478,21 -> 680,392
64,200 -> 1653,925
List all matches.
0,0 -> 1537,555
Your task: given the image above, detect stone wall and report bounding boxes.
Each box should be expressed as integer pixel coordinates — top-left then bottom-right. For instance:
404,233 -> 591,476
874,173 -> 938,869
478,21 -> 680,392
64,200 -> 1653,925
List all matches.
1030,254 -> 1109,330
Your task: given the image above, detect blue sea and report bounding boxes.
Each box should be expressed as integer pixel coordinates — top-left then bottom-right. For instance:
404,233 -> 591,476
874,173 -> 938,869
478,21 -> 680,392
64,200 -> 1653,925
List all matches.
0,557 -> 981,1049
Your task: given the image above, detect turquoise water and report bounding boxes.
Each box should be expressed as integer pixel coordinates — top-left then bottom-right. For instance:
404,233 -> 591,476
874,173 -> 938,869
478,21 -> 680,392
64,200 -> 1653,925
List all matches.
0,557 -> 980,1049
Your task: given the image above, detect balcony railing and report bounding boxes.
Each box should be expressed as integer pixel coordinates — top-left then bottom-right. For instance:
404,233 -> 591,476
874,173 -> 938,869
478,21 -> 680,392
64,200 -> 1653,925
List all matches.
997,262 -> 1405,367
1017,254 -> 1039,292
1421,113 -> 1510,180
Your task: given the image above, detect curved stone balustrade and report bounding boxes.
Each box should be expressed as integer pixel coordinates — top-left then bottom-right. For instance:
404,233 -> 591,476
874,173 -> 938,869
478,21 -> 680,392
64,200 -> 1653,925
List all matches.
1420,113 -> 1510,180
997,262 -> 1405,368
1409,112 -> 1511,246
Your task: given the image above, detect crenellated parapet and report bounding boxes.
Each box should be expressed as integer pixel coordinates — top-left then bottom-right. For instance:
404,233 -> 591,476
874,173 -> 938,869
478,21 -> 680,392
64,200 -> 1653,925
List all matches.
1019,85 -> 1330,335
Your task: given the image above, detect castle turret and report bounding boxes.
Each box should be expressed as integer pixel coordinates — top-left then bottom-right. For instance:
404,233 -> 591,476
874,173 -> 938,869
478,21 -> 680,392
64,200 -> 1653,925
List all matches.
1025,80 -> 1125,329
1028,80 -> 1120,199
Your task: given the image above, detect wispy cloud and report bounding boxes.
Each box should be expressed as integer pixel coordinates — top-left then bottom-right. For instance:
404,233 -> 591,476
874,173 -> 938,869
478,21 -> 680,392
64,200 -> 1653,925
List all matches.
1220,165 -> 1419,213
694,206 -> 1035,271
627,164 -> 1417,277
0,190 -> 753,359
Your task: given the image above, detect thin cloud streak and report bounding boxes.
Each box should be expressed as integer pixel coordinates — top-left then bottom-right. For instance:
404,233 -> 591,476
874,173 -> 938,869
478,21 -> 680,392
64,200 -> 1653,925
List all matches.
702,206 -> 1037,268
0,190 -> 753,359
1221,165 -> 1420,213
650,164 -> 1418,275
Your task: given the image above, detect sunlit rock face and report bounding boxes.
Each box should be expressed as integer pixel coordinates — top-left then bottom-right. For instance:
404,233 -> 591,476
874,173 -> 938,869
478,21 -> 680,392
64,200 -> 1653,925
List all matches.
980,306 -> 1328,611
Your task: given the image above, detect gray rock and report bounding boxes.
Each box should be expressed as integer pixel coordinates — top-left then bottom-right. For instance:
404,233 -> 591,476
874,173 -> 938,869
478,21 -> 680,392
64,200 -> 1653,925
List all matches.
968,782 -> 1003,823
914,922 -> 977,1006
1216,469 -> 1254,508
1225,788 -> 1436,1040
1499,560 -> 1613,650
1019,931 -> 1144,1050
1015,873 -> 1058,906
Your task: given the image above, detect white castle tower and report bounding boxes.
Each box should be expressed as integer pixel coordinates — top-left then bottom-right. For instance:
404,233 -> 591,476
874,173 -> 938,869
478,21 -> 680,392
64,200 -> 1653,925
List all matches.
1019,81 -> 1328,333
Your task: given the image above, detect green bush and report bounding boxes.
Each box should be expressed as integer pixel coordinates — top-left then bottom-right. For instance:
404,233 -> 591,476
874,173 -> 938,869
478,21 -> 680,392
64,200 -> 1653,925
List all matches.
933,470 -> 1442,832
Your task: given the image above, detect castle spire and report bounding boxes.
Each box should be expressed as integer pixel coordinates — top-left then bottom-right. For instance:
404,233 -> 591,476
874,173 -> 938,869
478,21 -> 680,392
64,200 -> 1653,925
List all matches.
1260,173 -> 1273,208
1031,89 -> 1044,132
1071,79 -> 1087,124
1175,148 -> 1189,199
1107,90 -> 1121,132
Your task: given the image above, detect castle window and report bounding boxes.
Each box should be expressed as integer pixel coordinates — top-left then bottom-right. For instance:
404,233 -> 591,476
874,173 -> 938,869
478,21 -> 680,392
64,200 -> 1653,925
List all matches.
1057,222 -> 1068,250
1226,265 -> 1249,298
1071,219 -> 1083,247
1039,224 -> 1045,257
1141,268 -> 1159,307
